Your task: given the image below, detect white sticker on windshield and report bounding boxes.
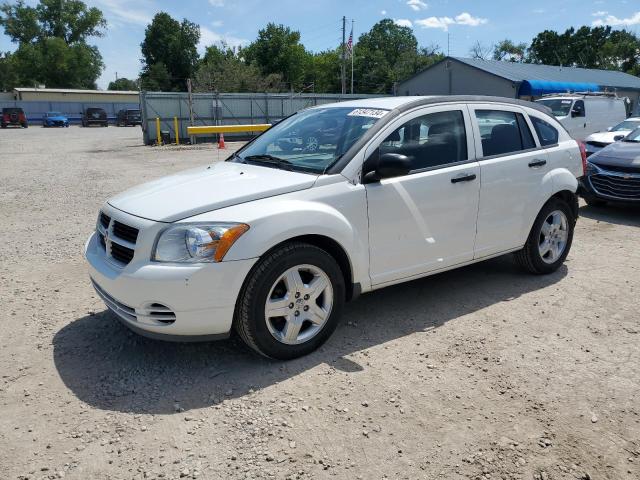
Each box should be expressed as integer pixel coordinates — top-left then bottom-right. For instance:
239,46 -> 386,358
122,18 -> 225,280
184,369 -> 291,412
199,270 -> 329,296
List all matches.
348,108 -> 388,119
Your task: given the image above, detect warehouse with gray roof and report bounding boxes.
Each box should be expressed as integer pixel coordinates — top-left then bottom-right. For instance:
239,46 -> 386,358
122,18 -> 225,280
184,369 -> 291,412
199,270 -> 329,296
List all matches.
397,56 -> 640,115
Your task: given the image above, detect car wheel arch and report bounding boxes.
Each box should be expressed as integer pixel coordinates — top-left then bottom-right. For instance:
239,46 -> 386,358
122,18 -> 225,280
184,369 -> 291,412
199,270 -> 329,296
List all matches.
243,234 -> 357,302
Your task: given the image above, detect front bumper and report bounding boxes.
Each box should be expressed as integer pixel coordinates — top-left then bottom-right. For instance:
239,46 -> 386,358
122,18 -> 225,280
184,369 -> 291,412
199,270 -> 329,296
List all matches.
85,231 -> 257,340
580,167 -> 640,203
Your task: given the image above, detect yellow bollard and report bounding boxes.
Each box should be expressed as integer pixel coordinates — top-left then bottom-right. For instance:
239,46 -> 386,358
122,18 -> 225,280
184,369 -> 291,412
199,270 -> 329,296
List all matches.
174,116 -> 179,145
155,117 -> 161,145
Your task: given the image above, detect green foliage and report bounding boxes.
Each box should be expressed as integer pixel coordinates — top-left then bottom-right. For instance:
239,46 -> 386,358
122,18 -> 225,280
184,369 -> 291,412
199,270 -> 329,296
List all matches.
0,0 -> 106,89
108,77 -> 138,91
527,26 -> 640,74
140,62 -> 172,92
493,39 -> 527,62
353,19 -> 442,93
140,12 -> 200,91
194,45 -> 283,92
243,23 -> 309,90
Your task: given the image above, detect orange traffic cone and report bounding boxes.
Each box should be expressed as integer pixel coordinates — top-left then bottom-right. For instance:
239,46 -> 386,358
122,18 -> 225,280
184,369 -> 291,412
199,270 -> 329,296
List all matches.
218,133 -> 226,149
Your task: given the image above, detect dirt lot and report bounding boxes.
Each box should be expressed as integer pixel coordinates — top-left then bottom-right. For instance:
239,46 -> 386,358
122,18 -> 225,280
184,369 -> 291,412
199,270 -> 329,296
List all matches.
1,125 -> 639,480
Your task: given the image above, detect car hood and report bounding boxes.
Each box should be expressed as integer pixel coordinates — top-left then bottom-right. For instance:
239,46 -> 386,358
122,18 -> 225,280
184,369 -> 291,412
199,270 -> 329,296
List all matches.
590,141 -> 640,168
108,161 -> 318,222
585,130 -> 630,144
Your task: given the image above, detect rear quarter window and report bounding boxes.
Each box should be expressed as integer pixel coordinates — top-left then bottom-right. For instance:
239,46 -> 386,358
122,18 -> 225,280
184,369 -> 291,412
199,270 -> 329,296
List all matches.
530,116 -> 559,147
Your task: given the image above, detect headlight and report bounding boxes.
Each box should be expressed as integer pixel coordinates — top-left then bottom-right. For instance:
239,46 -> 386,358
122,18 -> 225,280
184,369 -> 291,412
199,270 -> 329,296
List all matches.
153,223 -> 249,263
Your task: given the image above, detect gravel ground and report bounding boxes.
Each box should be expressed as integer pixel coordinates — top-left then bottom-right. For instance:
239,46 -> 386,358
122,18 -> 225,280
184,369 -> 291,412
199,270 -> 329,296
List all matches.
1,125 -> 639,480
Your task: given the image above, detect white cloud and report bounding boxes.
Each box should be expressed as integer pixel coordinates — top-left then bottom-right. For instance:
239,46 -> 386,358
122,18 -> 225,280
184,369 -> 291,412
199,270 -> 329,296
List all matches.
407,0 -> 428,12
592,11 -> 640,26
454,12 -> 488,27
90,0 -> 152,26
591,11 -> 608,16
394,19 -> 413,28
416,12 -> 487,31
198,26 -> 249,53
381,10 -> 387,15
208,0 -> 224,6
211,20 -> 224,27
415,16 -> 454,31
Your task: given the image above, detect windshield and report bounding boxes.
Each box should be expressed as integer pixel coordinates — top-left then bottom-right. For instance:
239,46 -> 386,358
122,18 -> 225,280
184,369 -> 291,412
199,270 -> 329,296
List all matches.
537,99 -> 573,117
47,112 -> 62,117
127,110 -> 140,115
624,128 -> 640,142
231,106 -> 388,173
611,119 -> 640,132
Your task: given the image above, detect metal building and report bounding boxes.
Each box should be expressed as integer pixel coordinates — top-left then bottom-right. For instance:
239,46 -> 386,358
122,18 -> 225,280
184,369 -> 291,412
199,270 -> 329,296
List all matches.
10,87 -> 139,103
398,57 -> 640,114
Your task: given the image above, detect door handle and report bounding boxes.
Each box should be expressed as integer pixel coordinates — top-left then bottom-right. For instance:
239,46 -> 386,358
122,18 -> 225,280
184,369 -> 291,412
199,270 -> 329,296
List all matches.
528,159 -> 547,168
451,173 -> 477,183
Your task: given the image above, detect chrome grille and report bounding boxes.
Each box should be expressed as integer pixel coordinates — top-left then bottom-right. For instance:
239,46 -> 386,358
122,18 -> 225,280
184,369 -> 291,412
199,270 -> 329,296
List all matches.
590,173 -> 640,200
96,211 -> 139,266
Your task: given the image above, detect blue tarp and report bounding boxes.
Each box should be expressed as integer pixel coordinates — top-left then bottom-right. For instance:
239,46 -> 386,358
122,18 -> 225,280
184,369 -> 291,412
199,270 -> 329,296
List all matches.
519,80 -> 601,96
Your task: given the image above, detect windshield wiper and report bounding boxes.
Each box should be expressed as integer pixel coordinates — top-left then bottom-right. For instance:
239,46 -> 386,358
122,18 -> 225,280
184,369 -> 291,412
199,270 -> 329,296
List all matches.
243,154 -> 295,170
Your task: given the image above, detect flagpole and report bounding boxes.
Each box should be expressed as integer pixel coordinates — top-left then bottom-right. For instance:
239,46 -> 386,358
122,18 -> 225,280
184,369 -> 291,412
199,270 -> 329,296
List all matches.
350,20 -> 354,94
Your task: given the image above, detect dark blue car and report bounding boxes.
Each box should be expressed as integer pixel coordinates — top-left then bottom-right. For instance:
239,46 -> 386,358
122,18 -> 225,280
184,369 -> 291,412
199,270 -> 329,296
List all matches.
580,127 -> 640,206
42,111 -> 69,128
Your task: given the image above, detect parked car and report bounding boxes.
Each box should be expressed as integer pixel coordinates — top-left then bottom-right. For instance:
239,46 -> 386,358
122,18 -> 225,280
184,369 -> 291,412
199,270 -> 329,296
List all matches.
42,111 -> 69,128
536,94 -> 627,140
1,107 -> 28,128
85,96 -> 583,359
580,127 -> 640,206
583,117 -> 640,157
82,107 -> 108,127
116,109 -> 141,126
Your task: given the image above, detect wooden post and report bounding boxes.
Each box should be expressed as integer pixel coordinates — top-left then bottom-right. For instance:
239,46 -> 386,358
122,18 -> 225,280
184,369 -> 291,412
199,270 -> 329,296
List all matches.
173,116 -> 179,145
155,117 -> 161,145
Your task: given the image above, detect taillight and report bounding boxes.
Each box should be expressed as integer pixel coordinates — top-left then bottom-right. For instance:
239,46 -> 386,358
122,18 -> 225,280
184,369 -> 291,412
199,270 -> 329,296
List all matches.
2,114 -> 8,121
578,141 -> 587,176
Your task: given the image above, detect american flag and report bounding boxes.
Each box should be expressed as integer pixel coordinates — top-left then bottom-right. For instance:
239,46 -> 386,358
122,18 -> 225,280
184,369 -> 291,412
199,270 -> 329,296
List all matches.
346,28 -> 353,58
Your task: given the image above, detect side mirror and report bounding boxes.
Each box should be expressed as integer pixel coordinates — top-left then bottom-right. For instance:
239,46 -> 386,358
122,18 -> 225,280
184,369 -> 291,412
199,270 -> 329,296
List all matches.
613,135 -> 625,141
364,152 -> 412,182
607,126 -> 613,132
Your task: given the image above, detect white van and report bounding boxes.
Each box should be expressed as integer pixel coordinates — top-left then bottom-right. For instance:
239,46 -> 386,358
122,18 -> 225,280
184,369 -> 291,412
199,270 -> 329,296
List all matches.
536,94 -> 627,140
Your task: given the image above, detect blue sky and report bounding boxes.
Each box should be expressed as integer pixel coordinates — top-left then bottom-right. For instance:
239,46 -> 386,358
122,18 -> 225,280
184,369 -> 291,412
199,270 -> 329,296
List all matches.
1,0 -> 639,89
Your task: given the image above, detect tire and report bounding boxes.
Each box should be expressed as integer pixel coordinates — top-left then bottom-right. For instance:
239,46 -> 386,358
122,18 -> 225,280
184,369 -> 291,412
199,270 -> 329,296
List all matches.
234,242 -> 345,360
22,123 -> 28,128
514,198 -> 575,275
1,124 -> 6,129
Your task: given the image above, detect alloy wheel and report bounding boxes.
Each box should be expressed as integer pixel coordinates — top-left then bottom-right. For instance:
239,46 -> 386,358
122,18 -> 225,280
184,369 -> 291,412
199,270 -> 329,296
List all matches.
538,210 -> 569,264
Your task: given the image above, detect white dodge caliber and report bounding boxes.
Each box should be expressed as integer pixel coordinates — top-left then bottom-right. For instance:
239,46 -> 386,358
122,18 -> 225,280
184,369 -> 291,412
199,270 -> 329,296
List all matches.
85,96 -> 585,359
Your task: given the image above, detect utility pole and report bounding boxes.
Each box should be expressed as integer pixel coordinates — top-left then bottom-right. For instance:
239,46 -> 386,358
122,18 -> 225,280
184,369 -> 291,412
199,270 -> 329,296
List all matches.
447,33 -> 450,56
341,16 -> 346,95
115,71 -> 118,81
350,19 -> 354,95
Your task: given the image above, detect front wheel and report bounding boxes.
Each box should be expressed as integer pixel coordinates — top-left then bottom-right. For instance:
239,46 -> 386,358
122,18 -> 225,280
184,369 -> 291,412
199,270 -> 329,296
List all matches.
514,198 -> 575,274
234,242 -> 345,360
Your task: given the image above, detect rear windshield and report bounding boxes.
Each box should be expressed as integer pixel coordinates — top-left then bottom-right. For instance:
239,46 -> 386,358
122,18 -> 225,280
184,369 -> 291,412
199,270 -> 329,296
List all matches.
3,107 -> 23,114
536,99 -> 573,117
126,109 -> 140,115
87,108 -> 105,114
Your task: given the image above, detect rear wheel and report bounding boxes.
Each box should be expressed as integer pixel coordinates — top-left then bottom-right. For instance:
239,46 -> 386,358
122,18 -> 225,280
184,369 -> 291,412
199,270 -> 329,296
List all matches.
515,198 -> 575,274
234,242 -> 345,360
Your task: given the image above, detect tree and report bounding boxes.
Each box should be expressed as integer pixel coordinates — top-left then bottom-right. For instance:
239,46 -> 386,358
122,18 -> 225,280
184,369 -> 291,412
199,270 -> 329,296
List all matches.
0,0 -> 106,89
194,44 -> 283,92
469,40 -> 492,60
526,26 -> 640,73
108,77 -> 138,91
353,19 -> 442,94
140,12 -> 200,91
139,62 -> 171,91
243,23 -> 309,90
493,39 -> 527,62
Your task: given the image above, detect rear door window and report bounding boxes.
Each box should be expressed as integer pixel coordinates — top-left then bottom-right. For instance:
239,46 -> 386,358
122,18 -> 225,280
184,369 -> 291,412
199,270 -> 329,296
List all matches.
475,110 -> 535,157
529,116 -> 559,146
